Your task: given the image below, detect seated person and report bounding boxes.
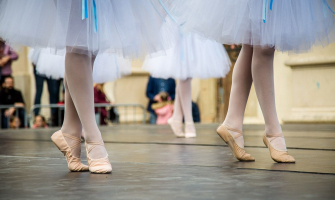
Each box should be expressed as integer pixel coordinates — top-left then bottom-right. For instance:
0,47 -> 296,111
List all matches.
152,92 -> 174,125
146,76 -> 175,124
32,115 -> 48,129
9,116 -> 20,129
94,83 -> 116,125
0,76 -> 25,128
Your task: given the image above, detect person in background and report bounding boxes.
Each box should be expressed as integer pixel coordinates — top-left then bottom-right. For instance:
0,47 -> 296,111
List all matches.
146,76 -> 176,124
9,116 -> 20,129
0,38 -> 18,86
32,115 -> 48,129
28,49 -> 62,125
0,76 -> 25,128
94,83 -> 116,125
152,92 -> 174,125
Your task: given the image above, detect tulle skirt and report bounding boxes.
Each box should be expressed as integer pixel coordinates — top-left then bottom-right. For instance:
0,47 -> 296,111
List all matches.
0,0 -> 167,58
168,0 -> 335,52
29,49 -> 131,83
142,18 -> 231,80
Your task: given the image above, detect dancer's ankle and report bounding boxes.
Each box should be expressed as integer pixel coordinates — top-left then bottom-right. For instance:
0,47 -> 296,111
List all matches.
60,127 -> 82,158
265,125 -> 287,151
265,125 -> 282,136
221,122 -> 244,148
171,116 -> 183,122
222,121 -> 243,133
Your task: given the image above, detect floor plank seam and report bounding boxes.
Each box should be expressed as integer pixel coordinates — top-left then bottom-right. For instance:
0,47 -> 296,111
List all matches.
1,139 -> 335,151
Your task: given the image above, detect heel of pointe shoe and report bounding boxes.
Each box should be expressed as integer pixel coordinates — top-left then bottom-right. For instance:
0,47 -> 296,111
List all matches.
263,134 -> 295,163
184,122 -> 196,138
168,118 -> 185,138
216,124 -> 255,162
51,130 -> 69,155
85,140 -> 112,174
51,130 -> 89,172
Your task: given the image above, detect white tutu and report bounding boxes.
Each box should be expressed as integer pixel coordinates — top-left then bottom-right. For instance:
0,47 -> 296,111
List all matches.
35,49 -> 65,80
0,0 -> 167,57
168,0 -> 335,52
142,18 -> 231,80
92,53 -> 131,83
29,49 -> 131,83
27,49 -> 41,65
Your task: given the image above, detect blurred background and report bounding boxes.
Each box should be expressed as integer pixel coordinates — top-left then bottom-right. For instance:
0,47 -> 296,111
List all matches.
2,41 -> 334,129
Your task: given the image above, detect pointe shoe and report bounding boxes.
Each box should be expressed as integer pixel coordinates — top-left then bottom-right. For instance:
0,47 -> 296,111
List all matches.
216,124 -> 255,162
85,140 -> 112,174
51,130 -> 89,172
168,118 -> 185,138
184,122 -> 197,138
263,133 -> 295,163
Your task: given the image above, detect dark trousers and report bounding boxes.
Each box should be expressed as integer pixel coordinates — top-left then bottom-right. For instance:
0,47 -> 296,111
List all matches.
33,67 -> 61,116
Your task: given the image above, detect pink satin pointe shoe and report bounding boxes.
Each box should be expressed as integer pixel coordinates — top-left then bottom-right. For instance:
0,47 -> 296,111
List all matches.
216,124 -> 255,162
85,140 -> 112,174
263,133 -> 295,163
168,118 -> 185,138
184,122 -> 197,138
51,130 -> 89,172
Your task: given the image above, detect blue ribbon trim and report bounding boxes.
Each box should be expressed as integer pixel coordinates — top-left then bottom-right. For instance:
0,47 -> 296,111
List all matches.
82,0 -> 98,33
263,0 -> 274,23
323,0 -> 335,17
82,0 -> 88,20
269,0 -> 273,10
158,0 -> 178,23
150,0 -> 166,22
92,0 -> 97,33
262,0 -> 268,23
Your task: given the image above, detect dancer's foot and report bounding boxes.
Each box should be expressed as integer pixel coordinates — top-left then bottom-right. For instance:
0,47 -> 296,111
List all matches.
185,122 -> 196,138
216,124 -> 255,161
168,118 -> 185,138
85,140 -> 112,173
263,133 -> 295,163
51,130 -> 89,172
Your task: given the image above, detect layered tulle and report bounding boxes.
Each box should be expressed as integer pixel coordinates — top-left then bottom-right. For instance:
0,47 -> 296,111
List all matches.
143,18 -> 231,80
168,0 -> 335,52
29,49 -> 131,83
0,0 -> 167,58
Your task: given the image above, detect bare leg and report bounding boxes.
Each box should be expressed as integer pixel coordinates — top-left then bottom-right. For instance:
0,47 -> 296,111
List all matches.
223,45 -> 253,147
251,47 -> 286,150
64,52 -> 107,159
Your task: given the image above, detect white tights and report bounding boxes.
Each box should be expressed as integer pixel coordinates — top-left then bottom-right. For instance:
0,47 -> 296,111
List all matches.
223,45 -> 286,150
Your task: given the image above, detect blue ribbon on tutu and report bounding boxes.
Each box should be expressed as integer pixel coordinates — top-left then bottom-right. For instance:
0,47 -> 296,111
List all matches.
158,0 -> 178,23
82,0 -> 88,19
323,0 -> 335,17
92,0 -> 97,33
82,0 -> 98,33
150,0 -> 166,22
263,0 -> 274,23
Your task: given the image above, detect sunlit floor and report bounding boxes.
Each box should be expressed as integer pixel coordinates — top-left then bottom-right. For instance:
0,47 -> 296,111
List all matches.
0,124 -> 334,200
